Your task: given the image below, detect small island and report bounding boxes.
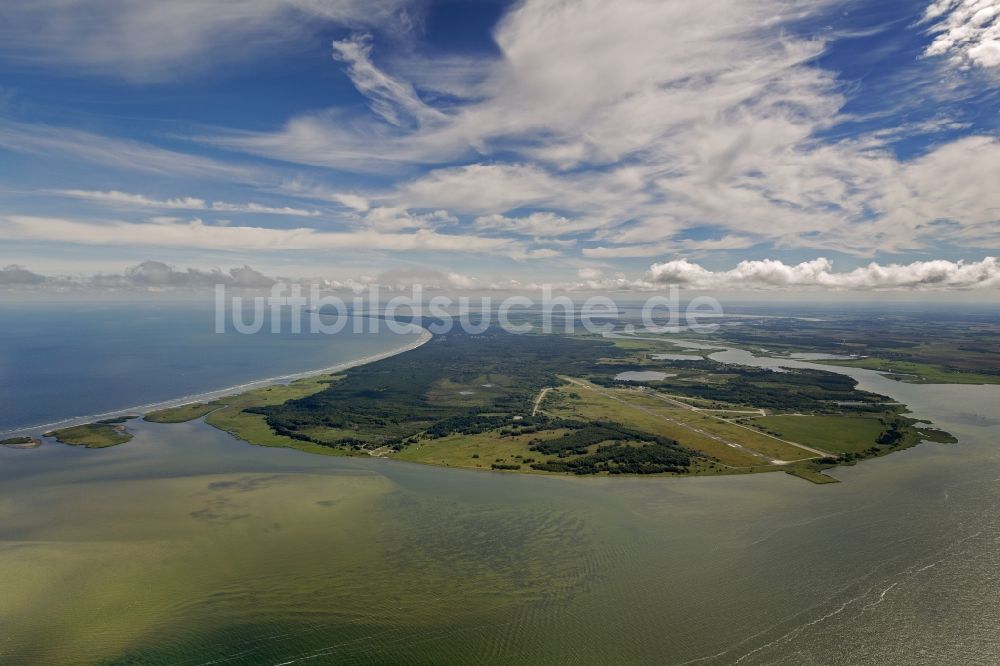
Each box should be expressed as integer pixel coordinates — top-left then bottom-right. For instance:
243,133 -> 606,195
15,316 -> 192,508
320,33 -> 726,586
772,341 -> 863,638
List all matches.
1,436 -> 42,449
46,418 -> 137,448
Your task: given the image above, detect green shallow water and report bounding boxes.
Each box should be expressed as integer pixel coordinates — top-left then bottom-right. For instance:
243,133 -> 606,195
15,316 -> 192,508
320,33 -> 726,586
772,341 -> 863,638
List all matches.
3,364 -> 1000,664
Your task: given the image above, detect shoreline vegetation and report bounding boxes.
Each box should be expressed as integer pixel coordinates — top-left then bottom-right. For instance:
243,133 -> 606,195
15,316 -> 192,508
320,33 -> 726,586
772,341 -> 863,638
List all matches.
45,419 -> 136,448
709,310 -> 1000,385
1,436 -> 42,449
138,321 -> 957,484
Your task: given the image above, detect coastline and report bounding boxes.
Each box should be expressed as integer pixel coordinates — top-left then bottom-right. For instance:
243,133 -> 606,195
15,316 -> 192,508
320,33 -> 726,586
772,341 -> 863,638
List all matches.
1,324 -> 433,440
6,325 -> 963,485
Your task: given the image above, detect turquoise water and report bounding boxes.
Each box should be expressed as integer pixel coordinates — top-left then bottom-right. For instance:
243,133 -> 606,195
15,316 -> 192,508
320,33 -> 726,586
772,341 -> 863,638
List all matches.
2,308 -> 1000,663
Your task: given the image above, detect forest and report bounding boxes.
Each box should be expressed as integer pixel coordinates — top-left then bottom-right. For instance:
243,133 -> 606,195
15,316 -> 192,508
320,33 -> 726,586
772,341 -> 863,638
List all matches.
249,326 -> 628,448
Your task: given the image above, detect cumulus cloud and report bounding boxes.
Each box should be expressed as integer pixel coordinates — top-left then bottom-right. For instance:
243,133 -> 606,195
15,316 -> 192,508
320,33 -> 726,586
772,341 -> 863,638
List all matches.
55,190 -> 320,216
647,257 -> 1000,290
923,0 -> 1000,69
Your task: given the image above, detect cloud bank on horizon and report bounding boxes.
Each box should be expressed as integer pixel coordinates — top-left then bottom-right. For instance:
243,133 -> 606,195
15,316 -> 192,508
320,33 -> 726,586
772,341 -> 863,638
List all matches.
5,257 -> 998,294
0,0 -> 998,292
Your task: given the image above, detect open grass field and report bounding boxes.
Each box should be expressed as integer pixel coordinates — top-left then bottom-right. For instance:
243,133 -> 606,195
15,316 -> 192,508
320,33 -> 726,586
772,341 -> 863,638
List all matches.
620,391 -> 821,460
390,429 -> 569,472
750,415 -> 886,454
543,385 -> 759,467
544,381 -> 816,465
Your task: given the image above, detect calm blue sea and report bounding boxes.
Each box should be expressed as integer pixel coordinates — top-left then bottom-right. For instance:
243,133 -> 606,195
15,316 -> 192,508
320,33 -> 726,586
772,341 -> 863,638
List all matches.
0,301 -> 414,433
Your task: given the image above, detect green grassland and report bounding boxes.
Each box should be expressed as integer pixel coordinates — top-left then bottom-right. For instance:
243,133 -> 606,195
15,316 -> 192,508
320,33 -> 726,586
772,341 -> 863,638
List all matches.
748,415 -> 888,454
390,429 -> 567,472
745,413 -> 955,455
1,436 -> 41,449
542,382 -> 802,464
202,376 -> 358,457
47,423 -> 133,448
144,403 -> 221,423
140,377 -> 357,457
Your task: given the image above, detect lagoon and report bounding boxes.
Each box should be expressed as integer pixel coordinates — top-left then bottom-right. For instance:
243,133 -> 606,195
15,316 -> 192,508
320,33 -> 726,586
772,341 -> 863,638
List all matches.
614,370 -> 673,381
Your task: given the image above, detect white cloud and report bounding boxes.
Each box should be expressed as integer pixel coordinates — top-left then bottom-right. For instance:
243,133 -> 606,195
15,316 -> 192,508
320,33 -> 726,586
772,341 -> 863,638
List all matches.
55,190 -> 320,216
398,164 -> 562,214
332,193 -> 371,212
584,244 -> 674,259
0,0 -> 413,81
0,214 -> 526,257
331,33 -> 444,127
923,0 -> 1000,69
647,257 -> 1000,290
6,0 -> 999,270
475,212 -> 596,237
870,136 -> 1000,249
583,234 -> 760,258
214,0 -> 1000,258
275,180 -> 372,211
0,120 -> 264,182
361,206 -> 456,231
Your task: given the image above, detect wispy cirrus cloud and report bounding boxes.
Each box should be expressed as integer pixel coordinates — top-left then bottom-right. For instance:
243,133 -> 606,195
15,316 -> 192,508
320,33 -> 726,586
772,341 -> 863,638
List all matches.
0,120 -> 265,182
1,0 -> 998,284
0,214 -> 529,257
212,0 -> 1000,259
331,33 -> 445,128
54,189 -> 321,217
0,0 -> 414,81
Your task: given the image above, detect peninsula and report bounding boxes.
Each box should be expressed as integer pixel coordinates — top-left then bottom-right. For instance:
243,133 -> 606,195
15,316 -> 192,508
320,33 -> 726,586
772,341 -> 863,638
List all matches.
140,318 -> 958,484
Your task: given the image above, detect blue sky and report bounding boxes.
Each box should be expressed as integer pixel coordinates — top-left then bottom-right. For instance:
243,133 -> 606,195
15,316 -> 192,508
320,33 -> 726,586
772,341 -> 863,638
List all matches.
0,0 -> 999,292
